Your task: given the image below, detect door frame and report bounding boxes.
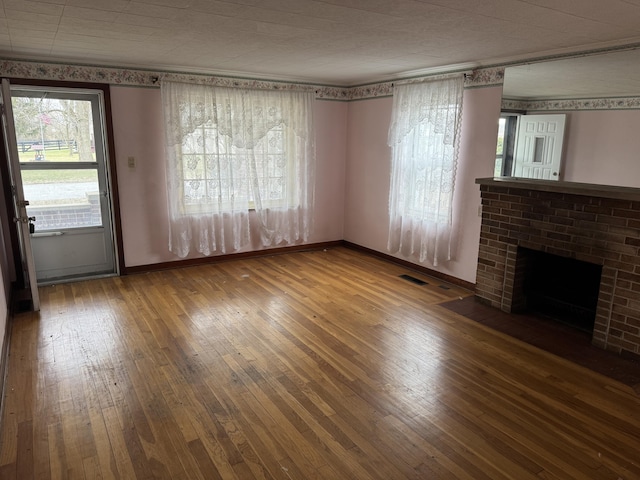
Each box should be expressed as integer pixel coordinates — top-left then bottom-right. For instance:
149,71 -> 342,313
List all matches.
0,78 -> 124,293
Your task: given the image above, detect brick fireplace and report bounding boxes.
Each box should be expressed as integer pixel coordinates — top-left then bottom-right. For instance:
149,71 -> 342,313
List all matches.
475,177 -> 640,359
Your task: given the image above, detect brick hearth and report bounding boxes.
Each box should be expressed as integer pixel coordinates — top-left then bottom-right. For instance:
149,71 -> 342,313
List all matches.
475,177 -> 640,359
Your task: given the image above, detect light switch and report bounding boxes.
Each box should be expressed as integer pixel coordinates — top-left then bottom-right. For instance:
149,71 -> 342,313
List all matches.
128,156 -> 135,168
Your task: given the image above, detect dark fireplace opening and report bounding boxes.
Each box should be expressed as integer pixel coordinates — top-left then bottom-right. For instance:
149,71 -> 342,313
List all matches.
518,248 -> 602,332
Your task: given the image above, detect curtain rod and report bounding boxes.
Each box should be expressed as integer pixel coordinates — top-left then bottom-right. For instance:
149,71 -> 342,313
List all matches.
392,70 -> 473,87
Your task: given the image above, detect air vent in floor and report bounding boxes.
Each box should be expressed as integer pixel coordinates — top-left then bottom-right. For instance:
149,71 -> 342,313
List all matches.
399,274 -> 428,285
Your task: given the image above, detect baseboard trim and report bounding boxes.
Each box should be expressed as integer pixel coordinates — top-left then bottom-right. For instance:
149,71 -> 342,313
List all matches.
122,240 -> 344,275
342,241 -> 476,291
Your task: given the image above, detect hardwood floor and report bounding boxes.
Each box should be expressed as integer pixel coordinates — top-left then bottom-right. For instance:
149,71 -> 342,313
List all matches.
442,297 -> 640,390
0,247 -> 638,479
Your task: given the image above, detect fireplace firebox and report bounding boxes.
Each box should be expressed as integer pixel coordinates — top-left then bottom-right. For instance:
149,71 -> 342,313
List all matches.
513,247 -> 602,332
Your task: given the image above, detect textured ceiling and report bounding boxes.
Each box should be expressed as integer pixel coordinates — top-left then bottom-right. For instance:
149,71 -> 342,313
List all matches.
504,49 -> 640,99
2,0 -> 640,86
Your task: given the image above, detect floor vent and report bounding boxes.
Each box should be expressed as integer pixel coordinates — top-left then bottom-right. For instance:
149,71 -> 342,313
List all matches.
438,285 -> 451,290
399,274 -> 428,286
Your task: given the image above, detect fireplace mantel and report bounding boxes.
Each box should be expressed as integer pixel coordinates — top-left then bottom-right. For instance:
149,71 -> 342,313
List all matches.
474,176 -> 640,359
476,177 -> 640,202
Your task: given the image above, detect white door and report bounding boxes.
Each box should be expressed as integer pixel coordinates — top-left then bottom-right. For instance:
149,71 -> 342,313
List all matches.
513,114 -> 566,180
0,80 -> 40,310
8,85 -> 117,283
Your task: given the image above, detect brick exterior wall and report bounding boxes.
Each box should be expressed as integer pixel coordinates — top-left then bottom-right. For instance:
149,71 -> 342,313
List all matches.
475,179 -> 640,359
28,193 -> 102,230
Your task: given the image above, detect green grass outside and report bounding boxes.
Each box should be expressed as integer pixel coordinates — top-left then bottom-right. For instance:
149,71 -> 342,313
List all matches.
19,147 -> 97,184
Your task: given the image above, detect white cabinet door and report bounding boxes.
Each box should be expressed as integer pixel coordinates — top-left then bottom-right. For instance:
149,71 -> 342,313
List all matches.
513,114 -> 566,180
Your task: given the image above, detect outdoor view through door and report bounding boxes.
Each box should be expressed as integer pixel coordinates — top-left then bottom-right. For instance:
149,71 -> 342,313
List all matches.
11,86 -> 116,283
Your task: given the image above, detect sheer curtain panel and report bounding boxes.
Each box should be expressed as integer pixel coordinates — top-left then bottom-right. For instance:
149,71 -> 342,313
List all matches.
162,80 -> 315,258
387,76 -> 464,266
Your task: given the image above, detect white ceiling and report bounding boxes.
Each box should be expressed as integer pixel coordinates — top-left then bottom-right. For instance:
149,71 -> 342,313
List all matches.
2,0 -> 640,86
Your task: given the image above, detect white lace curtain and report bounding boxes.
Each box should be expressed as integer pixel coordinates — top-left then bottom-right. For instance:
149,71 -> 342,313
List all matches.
387,76 -> 464,266
162,80 -> 315,258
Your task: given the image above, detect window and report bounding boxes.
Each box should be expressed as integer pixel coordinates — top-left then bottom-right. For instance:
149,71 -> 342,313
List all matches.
180,120 -> 288,212
495,116 -> 506,176
494,114 -> 518,176
402,117 -> 458,224
162,81 -> 315,257
12,91 -> 105,231
387,76 -> 464,266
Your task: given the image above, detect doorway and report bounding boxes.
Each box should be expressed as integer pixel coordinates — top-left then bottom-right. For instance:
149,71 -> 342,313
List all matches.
495,113 -> 566,179
3,83 -> 119,285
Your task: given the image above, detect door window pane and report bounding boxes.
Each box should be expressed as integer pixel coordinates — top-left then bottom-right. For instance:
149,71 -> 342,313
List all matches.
22,169 -> 102,230
12,96 -> 96,163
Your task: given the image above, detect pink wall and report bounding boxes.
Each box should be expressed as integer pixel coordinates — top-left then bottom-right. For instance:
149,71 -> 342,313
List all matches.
111,84 -> 502,282
449,86 -> 504,282
311,100 -> 348,243
110,87 -> 347,267
560,110 -> 640,187
344,97 -> 393,248
110,87 -> 169,267
344,87 -> 503,284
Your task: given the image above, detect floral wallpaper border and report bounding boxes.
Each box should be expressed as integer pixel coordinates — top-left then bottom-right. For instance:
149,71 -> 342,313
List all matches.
0,60 -> 158,87
3,56 -> 640,109
501,99 -> 529,111
464,67 -> 504,89
503,96 -> 640,111
0,59 -> 504,101
346,67 -> 506,100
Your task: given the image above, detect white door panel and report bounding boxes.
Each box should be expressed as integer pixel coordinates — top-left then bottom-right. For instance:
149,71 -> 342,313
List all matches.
0,79 -> 40,309
513,114 -> 566,180
31,229 -> 113,281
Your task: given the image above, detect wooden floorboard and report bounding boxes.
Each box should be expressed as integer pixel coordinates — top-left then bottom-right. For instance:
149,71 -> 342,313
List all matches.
0,246 -> 639,479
